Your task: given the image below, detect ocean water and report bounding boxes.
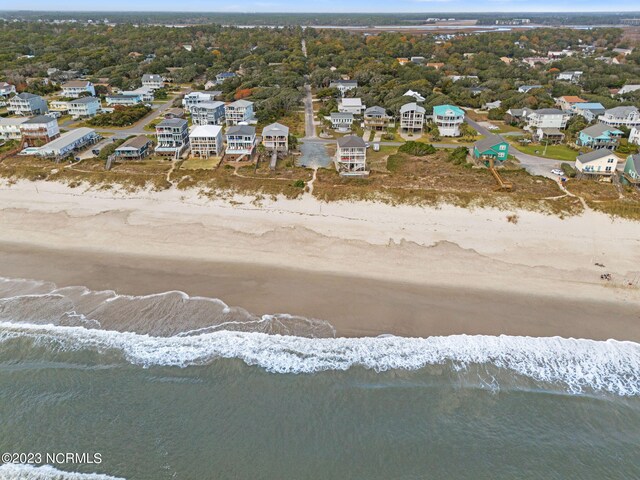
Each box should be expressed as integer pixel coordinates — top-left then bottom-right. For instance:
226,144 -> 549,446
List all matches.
0,277 -> 639,479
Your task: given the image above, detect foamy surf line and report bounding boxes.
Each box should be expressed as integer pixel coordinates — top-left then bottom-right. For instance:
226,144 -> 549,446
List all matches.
0,463 -> 124,480
1,322 -> 639,396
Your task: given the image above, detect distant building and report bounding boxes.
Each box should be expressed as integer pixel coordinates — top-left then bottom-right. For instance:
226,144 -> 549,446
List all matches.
49,100 -> 70,113
338,97 -> 366,115
483,100 -> 502,111
556,95 -> 586,112
0,82 -> 16,99
571,102 -> 605,122
330,112 -> 354,132
114,135 -> 153,160
121,86 -> 154,102
215,72 -> 236,85
68,96 -> 101,118
517,85 -> 543,93
262,122 -> 289,152
224,99 -> 254,126
399,102 -> 425,133
154,118 -> 189,158
182,91 -> 220,112
329,80 -> 357,96
335,135 -> 368,177
8,93 -> 48,116
190,101 -> 225,126
433,104 -> 465,137
575,149 -> 619,176
598,106 -> 640,128
363,106 -> 391,131
557,71 -> 583,83
19,115 -> 60,146
630,127 -> 640,146
61,80 -> 95,99
225,125 -> 256,157
105,94 -> 143,106
403,90 -> 425,102
618,84 -> 640,95
189,125 -> 224,158
141,74 -> 164,90
578,124 -> 624,150
526,108 -> 569,130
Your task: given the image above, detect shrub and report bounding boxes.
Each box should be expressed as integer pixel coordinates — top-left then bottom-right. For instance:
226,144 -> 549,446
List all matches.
293,179 -> 306,188
448,146 -> 469,163
561,162 -> 577,178
398,141 -> 436,156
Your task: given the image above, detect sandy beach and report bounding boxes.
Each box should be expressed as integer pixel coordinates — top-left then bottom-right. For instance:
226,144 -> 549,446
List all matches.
1,179 -> 639,340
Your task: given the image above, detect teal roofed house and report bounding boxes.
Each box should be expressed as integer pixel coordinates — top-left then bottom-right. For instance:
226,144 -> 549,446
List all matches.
623,154 -> 640,185
433,104 -> 465,137
578,124 -> 624,149
473,134 -> 509,165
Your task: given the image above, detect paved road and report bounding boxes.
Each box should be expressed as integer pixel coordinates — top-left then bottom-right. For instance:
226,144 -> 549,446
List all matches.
302,84 -> 317,139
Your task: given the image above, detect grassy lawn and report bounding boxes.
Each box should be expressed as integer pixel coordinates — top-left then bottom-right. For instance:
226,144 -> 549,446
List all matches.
510,142 -> 579,161
494,122 -> 524,134
367,145 -> 399,172
181,157 -> 220,170
276,110 -> 305,138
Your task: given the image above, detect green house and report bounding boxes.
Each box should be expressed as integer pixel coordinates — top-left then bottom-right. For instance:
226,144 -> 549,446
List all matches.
473,135 -> 509,166
623,154 -> 640,185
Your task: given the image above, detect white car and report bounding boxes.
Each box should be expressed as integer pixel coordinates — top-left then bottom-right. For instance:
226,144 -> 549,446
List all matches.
551,168 -> 563,176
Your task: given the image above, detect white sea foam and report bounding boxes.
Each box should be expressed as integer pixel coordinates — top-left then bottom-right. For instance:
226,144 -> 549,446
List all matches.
0,321 -> 639,396
0,464 -> 124,480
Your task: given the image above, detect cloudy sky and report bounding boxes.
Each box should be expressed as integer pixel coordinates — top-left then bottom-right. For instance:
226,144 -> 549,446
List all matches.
7,0 -> 640,12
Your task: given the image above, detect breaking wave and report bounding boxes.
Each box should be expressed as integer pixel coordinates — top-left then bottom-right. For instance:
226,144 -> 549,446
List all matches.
0,321 -> 639,396
0,464 -> 124,480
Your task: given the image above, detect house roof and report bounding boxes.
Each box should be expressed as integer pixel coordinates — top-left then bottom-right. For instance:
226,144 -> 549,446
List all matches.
330,112 -> 354,120
340,98 -> 363,107
189,125 -> 223,138
262,122 -> 289,135
228,99 -> 253,108
157,118 -> 187,128
330,80 -> 357,86
604,106 -> 639,117
581,123 -> 623,137
39,128 -> 96,152
62,80 -> 91,88
15,92 -> 40,99
0,117 -> 28,126
337,135 -> 366,148
70,96 -> 100,104
226,125 -> 255,136
433,104 -> 464,117
117,135 -> 152,150
559,96 -> 586,103
364,106 -> 386,115
400,102 -> 425,114
142,74 -> 162,81
23,115 -> 56,124
474,134 -> 507,152
628,154 -> 640,173
577,149 -> 616,163
573,102 -> 605,111
532,108 -> 564,115
194,101 -> 224,110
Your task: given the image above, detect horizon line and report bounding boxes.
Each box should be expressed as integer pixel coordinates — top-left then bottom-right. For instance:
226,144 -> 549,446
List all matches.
3,9 -> 640,14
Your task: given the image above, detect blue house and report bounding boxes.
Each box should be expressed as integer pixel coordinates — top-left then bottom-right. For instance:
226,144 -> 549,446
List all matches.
215,72 -> 236,85
571,102 -> 605,122
577,124 -> 624,149
623,154 -> 640,185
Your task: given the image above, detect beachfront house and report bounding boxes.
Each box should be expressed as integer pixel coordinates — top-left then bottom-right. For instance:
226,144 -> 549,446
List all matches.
114,136 -> 153,160
330,112 -> 354,132
262,122 -> 289,152
433,104 -> 465,137
338,98 -> 366,115
571,103 -> 606,122
189,125 -> 224,158
105,93 -> 143,106
224,125 -> 256,158
225,99 -> 254,126
526,108 -> 569,143
154,118 -> 189,158
8,93 -> 48,116
121,87 -> 154,103
575,149 -> 619,176
60,80 -> 95,99
36,128 -> 100,159
473,135 -> 509,165
335,135 -> 368,176
622,154 -> 640,185
18,115 -> 60,146
399,103 -> 426,133
68,96 -> 101,118
0,117 -> 27,141
329,80 -> 357,96
630,127 -> 640,146
141,74 -> 164,90
49,100 -> 70,114
598,106 -> 640,128
190,101 -> 225,126
577,124 -> 624,150
363,106 -> 391,131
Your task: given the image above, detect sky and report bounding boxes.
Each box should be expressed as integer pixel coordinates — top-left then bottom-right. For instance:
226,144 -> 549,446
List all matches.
4,0 -> 640,13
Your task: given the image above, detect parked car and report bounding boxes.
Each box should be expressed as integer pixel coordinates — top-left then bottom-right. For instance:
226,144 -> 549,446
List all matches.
92,149 -> 101,156
551,168 -> 563,176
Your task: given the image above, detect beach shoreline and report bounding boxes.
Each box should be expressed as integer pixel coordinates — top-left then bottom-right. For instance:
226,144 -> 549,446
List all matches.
1,179 -> 639,341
